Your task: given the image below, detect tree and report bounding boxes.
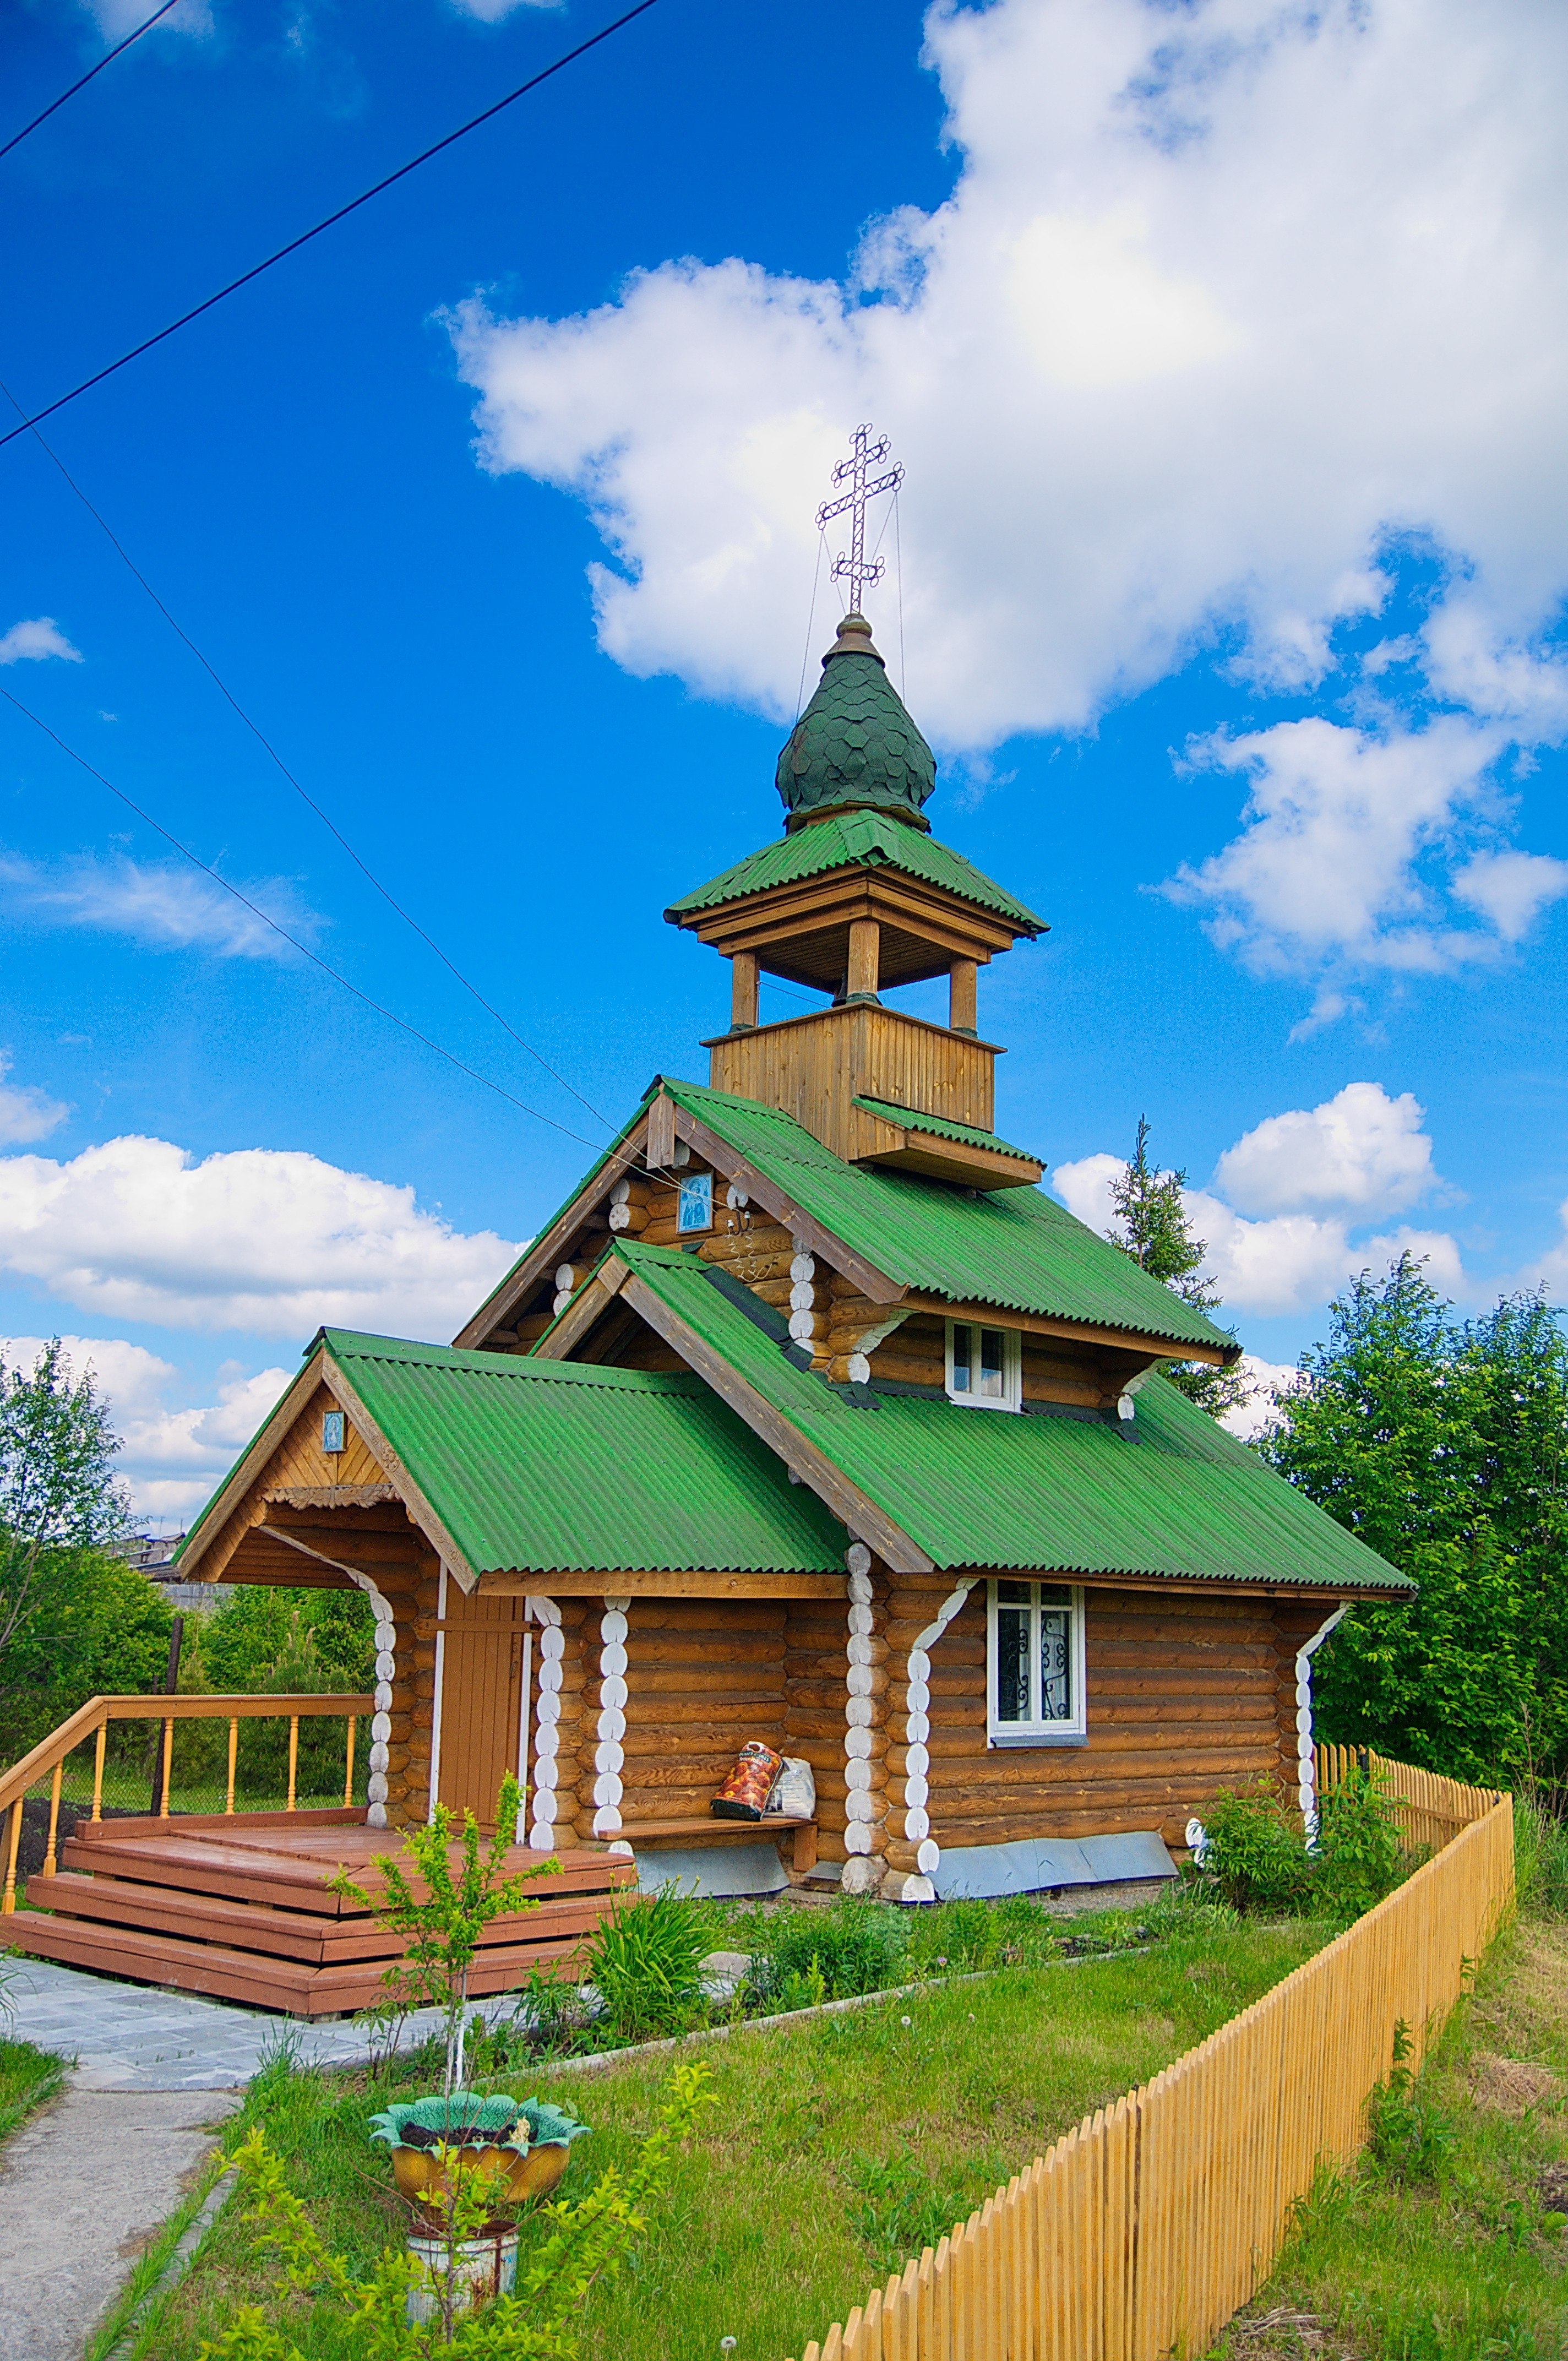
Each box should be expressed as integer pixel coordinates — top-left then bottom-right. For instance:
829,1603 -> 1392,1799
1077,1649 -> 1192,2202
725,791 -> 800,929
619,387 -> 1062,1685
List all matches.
1105,1117 -> 1251,1419
1262,1254 -> 1568,1786
0,1340 -> 133,1688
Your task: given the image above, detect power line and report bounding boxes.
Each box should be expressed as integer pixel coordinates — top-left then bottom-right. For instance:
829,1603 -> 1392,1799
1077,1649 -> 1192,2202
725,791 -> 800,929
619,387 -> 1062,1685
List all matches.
0,0 -> 664,455
0,375 -> 614,1132
0,681 -> 647,1166
0,0 -> 182,164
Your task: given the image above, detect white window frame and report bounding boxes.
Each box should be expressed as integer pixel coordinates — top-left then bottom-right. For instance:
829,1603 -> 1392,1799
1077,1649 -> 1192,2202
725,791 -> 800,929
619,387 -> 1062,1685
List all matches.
986,1579 -> 1087,1747
944,1319 -> 1022,1412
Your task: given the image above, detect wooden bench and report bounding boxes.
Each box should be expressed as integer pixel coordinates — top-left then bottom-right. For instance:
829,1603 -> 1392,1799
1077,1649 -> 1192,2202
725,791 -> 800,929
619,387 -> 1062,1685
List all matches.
617,1815 -> 818,1874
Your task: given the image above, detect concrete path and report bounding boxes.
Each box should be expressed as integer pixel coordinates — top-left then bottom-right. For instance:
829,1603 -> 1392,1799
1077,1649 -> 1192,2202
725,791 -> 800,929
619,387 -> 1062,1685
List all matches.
6,1955 -> 511,2090
0,2084 -> 241,2361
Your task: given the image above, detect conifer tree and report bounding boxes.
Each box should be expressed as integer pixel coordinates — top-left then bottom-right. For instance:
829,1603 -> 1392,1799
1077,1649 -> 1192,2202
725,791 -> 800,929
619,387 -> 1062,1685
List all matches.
1106,1118 -> 1251,1419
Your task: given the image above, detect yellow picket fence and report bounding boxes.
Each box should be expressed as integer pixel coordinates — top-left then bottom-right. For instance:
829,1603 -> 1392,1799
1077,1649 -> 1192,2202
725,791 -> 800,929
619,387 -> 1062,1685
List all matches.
794,1760 -> 1512,2361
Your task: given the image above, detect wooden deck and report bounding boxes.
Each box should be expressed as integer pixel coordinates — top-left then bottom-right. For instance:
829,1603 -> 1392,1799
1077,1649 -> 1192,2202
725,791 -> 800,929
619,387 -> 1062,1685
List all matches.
5,1808 -> 635,2017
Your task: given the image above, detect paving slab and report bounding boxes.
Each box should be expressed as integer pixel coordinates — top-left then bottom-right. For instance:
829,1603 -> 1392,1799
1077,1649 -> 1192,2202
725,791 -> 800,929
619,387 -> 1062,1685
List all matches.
5,1956 -> 518,2091
0,2084 -> 241,2361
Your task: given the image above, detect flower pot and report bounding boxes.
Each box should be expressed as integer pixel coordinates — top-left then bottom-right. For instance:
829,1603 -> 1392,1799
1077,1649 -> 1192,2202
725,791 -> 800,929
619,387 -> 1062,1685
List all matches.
405,2224 -> 519,2324
390,2141 -> 527,2212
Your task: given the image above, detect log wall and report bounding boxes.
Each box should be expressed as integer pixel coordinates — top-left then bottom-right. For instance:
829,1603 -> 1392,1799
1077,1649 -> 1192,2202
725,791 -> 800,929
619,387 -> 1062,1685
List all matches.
881,1577 -> 1318,1867
617,1597 -> 790,1827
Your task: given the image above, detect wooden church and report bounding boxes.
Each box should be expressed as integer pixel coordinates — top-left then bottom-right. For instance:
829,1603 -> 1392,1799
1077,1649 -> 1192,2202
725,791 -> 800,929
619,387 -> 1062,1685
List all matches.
150,603 -> 1410,1910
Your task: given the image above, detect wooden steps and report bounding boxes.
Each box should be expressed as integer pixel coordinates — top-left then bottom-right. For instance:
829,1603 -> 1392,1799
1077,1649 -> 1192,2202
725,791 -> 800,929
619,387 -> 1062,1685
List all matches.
5,1810 -> 635,2017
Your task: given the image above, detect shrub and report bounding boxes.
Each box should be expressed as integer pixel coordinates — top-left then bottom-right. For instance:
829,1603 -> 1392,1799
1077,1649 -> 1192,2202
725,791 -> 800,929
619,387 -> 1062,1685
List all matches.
1514,1796 -> 1568,1918
1364,2020 -> 1456,2185
585,1886 -> 711,2041
1193,1787 -> 1313,1914
745,1897 -> 908,2007
1312,1765 -> 1408,1919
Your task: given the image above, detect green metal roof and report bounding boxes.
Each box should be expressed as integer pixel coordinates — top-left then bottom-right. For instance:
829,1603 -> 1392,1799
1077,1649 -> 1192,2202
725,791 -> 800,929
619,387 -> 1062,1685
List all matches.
665,1081 -> 1232,1353
852,1097 -> 1041,1164
307,1329 -> 846,1577
774,615 -> 937,830
615,1247 -> 1412,1593
664,808 -> 1043,935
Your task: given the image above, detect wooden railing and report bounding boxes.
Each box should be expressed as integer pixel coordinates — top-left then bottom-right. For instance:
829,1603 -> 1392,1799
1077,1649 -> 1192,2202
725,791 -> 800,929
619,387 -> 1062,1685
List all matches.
792,1761 -> 1512,2361
0,1691 -> 374,1914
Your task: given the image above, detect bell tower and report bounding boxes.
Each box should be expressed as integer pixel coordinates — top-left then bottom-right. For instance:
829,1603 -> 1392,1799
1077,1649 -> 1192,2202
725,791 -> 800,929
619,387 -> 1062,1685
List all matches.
666,592 -> 1047,1190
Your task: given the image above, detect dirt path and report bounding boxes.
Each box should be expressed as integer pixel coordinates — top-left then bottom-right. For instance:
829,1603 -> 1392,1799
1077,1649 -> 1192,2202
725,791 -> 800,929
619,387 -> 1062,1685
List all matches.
0,2085 -> 241,2361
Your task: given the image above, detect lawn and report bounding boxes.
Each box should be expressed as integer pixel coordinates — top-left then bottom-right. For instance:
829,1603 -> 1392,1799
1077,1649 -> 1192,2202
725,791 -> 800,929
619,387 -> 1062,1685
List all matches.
0,2034 -> 68,2148
153,1899 -> 1328,2361
1215,1907 -> 1568,2361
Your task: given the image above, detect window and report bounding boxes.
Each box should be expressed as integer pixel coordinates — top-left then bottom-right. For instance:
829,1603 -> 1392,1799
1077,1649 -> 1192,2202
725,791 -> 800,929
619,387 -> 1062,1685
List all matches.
987,1580 -> 1086,1743
321,1410 -> 346,1455
677,1169 -> 714,1232
945,1320 -> 1021,1411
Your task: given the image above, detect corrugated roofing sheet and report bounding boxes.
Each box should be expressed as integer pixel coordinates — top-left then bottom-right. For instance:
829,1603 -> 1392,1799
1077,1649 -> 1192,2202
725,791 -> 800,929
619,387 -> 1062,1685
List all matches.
852,1096 -> 1039,1162
616,1246 -> 1411,1593
320,1329 -> 846,1577
666,1082 -> 1233,1353
665,809 -> 1044,932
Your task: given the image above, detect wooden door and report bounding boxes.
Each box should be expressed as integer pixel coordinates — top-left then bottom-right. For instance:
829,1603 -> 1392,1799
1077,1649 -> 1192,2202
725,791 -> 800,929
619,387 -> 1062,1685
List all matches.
435,1586 -> 530,1832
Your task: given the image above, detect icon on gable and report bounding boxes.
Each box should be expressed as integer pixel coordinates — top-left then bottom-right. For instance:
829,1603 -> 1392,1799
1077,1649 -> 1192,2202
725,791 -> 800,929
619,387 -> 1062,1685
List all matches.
677,1171 -> 713,1233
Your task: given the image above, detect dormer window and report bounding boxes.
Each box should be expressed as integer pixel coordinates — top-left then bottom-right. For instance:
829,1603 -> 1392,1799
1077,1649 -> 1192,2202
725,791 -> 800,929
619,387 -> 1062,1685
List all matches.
945,1320 -> 1021,1411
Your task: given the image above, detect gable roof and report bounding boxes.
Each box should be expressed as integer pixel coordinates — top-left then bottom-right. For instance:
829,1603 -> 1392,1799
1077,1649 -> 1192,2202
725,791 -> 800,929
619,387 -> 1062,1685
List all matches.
663,1080 -> 1236,1356
610,1243 -> 1412,1596
181,1327 -> 847,1585
664,808 -> 1043,934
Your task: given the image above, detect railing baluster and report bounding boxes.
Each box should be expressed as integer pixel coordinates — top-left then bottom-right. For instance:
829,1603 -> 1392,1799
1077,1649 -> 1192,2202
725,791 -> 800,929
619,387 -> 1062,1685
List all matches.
287,1715 -> 300,1812
91,1721 -> 107,1821
2,1798 -> 20,1914
344,1715 -> 356,1809
226,1718 -> 238,1815
43,1760 -> 63,1877
160,1717 -> 174,1819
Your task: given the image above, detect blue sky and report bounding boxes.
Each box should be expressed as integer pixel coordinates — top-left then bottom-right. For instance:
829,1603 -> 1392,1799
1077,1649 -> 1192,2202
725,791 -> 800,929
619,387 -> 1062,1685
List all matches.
2,0 -> 1566,1520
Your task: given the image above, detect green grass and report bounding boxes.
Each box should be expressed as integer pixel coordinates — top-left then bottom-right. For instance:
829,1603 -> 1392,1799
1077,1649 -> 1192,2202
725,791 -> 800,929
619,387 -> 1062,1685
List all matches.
151,1906 -> 1326,2361
0,2033 -> 68,2147
1215,1908 -> 1568,2361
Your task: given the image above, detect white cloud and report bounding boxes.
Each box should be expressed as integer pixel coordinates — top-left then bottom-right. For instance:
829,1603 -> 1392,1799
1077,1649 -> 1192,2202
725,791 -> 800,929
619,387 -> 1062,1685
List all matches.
449,0 -> 1568,755
1055,1082 -> 1462,1319
0,847 -> 319,962
0,618 -> 82,666
1222,1355 -> 1306,1444
1213,1082 -> 1436,1218
0,1052 -> 67,1147
1159,715 -> 1543,977
0,1135 -> 520,1337
445,0 -> 556,17
1512,1199 -> 1568,1307
79,0 -> 210,36
0,1334 -> 289,1523
1450,849 -> 1568,940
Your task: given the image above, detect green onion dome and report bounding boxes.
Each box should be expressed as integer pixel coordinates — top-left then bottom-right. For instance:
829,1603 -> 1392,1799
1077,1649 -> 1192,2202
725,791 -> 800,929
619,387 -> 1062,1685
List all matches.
775,614 -> 937,834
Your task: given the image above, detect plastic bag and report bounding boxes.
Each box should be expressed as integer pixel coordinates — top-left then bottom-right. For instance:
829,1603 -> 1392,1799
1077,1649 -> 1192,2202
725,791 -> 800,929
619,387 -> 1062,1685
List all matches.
765,1756 -> 816,1820
710,1740 -> 783,1821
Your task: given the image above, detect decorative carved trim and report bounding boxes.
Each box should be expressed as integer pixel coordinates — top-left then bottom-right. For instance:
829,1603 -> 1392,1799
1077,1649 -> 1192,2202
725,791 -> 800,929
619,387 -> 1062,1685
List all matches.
898,1578 -> 979,1900
1296,1604 -> 1350,1836
527,1595 -> 564,1852
841,1546 -> 881,1891
592,1595 -> 631,1838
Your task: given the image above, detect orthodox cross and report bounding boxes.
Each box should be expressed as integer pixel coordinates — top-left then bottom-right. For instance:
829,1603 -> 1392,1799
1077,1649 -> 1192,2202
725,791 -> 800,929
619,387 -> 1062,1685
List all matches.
816,423 -> 903,614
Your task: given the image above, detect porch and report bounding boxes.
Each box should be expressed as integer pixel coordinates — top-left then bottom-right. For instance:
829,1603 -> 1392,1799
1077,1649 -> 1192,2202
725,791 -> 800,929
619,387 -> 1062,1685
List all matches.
0,1694 -> 634,2019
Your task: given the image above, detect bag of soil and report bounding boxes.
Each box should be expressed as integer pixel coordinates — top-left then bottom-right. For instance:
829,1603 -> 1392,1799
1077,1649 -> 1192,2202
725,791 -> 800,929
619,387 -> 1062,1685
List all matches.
710,1740 -> 783,1821
765,1756 -> 816,1820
